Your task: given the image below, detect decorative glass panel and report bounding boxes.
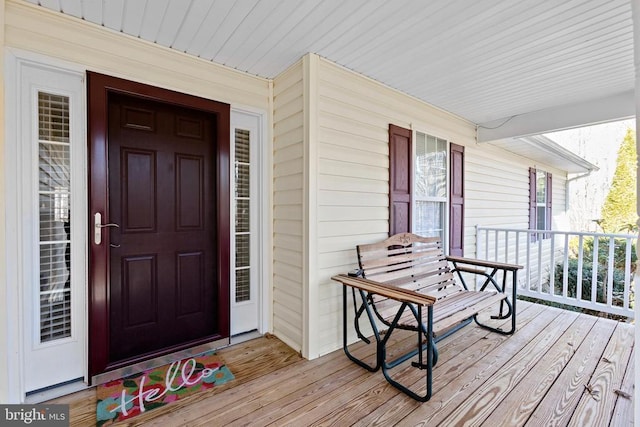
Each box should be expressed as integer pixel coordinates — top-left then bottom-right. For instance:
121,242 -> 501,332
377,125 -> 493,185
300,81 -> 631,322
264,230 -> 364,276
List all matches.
38,92 -> 72,343
234,129 -> 251,303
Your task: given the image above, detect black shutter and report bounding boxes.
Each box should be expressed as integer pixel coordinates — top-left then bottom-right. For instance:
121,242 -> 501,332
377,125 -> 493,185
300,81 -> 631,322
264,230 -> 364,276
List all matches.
389,124 -> 412,236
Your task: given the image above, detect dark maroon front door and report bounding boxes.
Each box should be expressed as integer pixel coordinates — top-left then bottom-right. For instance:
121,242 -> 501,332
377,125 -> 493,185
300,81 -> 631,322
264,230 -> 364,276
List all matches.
107,93 -> 216,361
87,72 -> 230,377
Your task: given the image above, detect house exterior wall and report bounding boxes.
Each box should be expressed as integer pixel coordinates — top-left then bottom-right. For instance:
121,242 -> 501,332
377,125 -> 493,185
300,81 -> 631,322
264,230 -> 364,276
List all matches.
1,0 -> 271,402
272,59 -> 305,353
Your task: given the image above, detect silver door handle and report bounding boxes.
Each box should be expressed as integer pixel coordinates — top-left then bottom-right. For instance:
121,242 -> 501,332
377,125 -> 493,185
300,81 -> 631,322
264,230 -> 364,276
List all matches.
94,212 -> 120,245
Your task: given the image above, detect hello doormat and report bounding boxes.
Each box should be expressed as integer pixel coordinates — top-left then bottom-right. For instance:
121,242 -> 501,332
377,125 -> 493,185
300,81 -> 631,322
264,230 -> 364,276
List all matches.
96,351 -> 234,425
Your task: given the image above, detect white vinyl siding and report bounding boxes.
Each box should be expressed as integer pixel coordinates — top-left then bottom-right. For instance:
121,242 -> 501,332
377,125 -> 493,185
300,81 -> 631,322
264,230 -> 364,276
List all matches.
272,60 -> 304,352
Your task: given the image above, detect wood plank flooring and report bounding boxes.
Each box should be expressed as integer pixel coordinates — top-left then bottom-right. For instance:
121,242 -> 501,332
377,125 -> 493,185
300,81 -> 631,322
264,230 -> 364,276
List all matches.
48,301 -> 635,426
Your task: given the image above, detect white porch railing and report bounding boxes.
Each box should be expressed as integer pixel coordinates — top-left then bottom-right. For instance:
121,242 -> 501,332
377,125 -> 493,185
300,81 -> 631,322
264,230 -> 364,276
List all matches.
475,226 -> 636,319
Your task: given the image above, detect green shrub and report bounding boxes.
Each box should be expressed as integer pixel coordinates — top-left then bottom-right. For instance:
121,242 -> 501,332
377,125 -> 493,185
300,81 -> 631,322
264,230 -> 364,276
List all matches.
554,258 -> 628,304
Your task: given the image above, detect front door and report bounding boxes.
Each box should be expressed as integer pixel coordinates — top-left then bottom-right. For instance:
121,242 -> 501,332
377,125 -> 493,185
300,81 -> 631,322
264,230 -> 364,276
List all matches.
88,73 -> 230,378
107,93 -> 216,361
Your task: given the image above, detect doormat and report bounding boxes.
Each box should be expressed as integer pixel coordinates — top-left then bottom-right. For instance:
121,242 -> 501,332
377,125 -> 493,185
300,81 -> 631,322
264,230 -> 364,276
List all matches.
96,351 -> 234,426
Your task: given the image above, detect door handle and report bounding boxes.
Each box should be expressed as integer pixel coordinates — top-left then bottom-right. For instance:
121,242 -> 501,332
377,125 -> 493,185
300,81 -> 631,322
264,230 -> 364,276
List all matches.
94,212 -> 120,245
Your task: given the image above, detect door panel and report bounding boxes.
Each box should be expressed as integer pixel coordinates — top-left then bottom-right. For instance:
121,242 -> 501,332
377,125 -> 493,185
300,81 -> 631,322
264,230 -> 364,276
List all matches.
107,93 -> 216,362
88,72 -> 230,378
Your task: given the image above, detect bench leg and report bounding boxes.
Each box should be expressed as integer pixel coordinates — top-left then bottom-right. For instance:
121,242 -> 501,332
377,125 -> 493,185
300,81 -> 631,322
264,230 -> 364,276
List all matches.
380,304 -> 435,402
474,269 -> 518,335
342,285 -> 381,372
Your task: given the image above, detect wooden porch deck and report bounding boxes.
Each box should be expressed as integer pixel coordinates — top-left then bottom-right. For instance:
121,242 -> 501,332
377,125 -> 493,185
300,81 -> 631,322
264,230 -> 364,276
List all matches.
51,300 -> 634,426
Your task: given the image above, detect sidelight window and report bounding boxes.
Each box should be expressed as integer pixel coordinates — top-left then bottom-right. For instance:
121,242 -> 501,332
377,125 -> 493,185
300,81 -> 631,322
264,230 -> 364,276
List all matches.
38,92 -> 72,343
234,129 -> 251,302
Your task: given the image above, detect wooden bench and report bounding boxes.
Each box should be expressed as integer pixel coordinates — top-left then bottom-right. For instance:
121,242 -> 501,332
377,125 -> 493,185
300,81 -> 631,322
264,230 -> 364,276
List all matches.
332,232 -> 522,401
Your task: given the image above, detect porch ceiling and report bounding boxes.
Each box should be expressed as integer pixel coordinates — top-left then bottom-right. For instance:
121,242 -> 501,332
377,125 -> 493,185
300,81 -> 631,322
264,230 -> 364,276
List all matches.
24,0 -> 635,138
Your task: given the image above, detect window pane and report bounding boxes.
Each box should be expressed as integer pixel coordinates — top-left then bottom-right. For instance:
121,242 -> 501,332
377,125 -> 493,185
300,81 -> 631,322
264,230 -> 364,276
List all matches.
236,234 -> 250,268
537,206 -> 546,230
40,289 -> 71,342
39,144 -> 70,191
235,129 -> 250,163
536,170 -> 546,205
235,198 -> 250,233
38,92 -> 71,343
415,201 -> 445,240
415,132 -> 447,198
38,92 -> 69,143
235,268 -> 250,302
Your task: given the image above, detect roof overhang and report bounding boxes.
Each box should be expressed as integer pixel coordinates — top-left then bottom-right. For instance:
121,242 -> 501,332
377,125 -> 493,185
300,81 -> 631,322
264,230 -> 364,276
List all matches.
477,90 -> 635,143
487,135 -> 599,174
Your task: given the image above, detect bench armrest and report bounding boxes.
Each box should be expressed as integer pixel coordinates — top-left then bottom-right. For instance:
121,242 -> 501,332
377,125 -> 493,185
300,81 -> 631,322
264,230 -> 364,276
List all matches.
446,255 -> 522,272
332,274 -> 436,306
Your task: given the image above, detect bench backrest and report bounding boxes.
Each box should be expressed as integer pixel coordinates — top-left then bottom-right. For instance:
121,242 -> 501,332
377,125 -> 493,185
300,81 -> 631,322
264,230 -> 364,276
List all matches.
357,233 -> 464,302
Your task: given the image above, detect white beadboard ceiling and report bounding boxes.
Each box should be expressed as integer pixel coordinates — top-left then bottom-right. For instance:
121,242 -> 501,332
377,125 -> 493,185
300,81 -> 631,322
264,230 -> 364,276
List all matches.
23,0 -> 635,132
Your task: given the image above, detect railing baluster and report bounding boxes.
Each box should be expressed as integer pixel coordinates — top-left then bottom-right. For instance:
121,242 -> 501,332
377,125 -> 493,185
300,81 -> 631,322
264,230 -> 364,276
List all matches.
606,236 -> 615,307
549,233 -> 556,296
526,231 -> 531,292
576,235 -> 584,302
623,236 -> 632,311
537,234 -> 543,294
504,231 -> 509,264
562,234 -> 569,299
484,229 -> 489,262
591,237 -> 598,304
